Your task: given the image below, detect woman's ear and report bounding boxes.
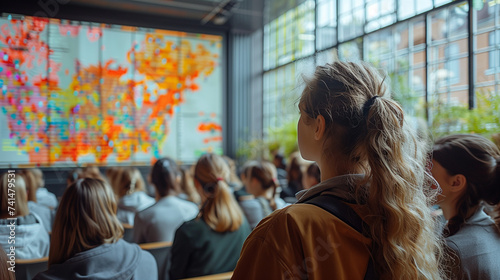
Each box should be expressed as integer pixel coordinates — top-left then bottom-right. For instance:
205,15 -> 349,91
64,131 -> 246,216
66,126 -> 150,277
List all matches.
450,174 -> 467,193
314,115 -> 326,141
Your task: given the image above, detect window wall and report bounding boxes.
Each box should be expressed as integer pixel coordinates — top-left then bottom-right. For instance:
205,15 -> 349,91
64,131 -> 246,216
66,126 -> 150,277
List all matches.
263,0 -> 500,138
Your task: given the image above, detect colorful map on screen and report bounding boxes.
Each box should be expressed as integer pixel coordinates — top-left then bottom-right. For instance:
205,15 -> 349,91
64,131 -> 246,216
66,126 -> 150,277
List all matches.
0,16 -> 223,166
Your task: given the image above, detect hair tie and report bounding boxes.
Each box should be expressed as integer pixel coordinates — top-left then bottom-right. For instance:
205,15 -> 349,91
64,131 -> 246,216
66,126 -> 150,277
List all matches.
216,177 -> 223,181
362,96 -> 380,117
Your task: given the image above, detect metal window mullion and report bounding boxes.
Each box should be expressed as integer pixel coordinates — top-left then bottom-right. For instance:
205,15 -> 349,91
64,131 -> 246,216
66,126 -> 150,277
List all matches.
468,0 -> 474,109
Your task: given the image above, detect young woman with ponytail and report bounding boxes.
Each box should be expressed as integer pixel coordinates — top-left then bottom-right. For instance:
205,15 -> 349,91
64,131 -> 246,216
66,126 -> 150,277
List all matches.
170,154 -> 251,280
431,134 -> 500,279
232,61 -> 443,280
239,161 -> 288,228
133,158 -> 199,243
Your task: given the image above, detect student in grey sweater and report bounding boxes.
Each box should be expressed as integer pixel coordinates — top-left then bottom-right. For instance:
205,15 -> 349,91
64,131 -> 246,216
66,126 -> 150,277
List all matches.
432,134 -> 500,280
134,158 -> 198,243
34,178 -> 156,280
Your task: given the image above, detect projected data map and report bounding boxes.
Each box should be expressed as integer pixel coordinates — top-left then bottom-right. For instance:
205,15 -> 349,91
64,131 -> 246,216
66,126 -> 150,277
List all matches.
0,16 -> 223,166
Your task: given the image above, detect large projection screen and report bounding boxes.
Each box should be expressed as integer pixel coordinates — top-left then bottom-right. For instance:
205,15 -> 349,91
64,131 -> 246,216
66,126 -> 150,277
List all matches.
0,16 -> 223,167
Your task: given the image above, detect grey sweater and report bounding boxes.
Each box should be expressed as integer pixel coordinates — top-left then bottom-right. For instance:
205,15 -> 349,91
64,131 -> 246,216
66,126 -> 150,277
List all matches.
445,207 -> 500,280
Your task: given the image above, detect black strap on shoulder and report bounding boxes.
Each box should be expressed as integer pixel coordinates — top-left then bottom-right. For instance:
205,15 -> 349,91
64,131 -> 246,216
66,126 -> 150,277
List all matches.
303,194 -> 377,280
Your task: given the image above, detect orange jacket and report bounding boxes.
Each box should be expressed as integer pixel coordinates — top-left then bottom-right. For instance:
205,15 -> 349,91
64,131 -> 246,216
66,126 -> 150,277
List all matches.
232,202 -> 372,280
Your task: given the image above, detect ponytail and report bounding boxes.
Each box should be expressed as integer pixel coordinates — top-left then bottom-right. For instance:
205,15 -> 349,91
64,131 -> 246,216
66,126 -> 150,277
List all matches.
433,135 -> 500,235
299,61 -> 443,279
195,154 -> 245,233
362,96 -> 440,279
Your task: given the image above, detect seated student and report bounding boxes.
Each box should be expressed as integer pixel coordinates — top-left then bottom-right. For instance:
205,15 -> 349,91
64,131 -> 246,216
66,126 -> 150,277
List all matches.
233,160 -> 258,202
19,170 -> 53,233
32,168 -> 58,209
170,154 -> 251,280
0,174 -> 49,259
134,158 -> 199,243
239,161 -> 288,229
232,61 -> 442,279
431,134 -> 500,279
34,178 -> 157,280
280,152 -> 305,199
109,167 -> 155,225
302,162 -> 321,189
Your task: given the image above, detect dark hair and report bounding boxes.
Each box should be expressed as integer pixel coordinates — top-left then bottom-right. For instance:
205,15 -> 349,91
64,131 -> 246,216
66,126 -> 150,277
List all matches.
286,153 -> 304,191
306,163 -> 321,183
151,157 -> 181,197
249,161 -> 279,211
433,134 -> 500,235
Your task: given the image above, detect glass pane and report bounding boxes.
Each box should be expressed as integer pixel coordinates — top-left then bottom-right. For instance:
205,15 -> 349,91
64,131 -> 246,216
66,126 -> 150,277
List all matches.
476,1 -> 495,31
475,51 -> 496,83
339,39 -> 362,61
430,9 -> 448,42
395,22 -> 409,51
435,0 -> 453,7
449,3 -> 469,38
398,0 -> 415,20
416,0 -> 433,14
413,50 -> 426,68
316,48 -> 337,65
317,27 -> 337,50
412,18 -> 426,46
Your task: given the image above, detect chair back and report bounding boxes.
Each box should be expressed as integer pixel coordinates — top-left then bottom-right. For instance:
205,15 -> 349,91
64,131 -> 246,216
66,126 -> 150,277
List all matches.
122,223 -> 134,242
15,257 -> 49,280
139,241 -> 172,280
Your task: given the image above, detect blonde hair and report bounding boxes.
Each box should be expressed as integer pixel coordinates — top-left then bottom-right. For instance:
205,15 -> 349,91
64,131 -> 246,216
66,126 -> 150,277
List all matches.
0,173 -> 29,218
194,154 -> 245,232
248,161 -> 279,210
180,166 -> 201,204
109,167 -> 146,198
300,61 -> 442,279
49,178 -> 123,266
19,170 -> 37,202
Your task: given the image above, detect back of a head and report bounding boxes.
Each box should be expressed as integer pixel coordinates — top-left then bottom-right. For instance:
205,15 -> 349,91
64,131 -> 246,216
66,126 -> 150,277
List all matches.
0,173 -> 29,218
49,178 -> 123,266
433,134 -> 500,232
151,157 -> 181,197
195,153 -> 244,232
249,161 -> 279,210
31,168 -> 44,188
287,152 -> 304,184
114,167 -> 146,198
19,170 -> 38,202
299,61 -> 441,279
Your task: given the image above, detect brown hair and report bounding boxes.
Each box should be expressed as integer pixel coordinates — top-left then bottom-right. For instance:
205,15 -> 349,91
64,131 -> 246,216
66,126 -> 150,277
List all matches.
110,167 -> 146,198
433,134 -> 500,235
49,178 -> 123,266
194,154 -> 244,232
299,61 -> 442,279
0,173 -> 29,218
248,161 -> 279,210
151,157 -> 181,197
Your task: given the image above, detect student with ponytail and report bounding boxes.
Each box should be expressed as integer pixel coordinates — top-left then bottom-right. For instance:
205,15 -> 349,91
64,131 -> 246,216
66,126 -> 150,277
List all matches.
232,61 -> 443,280
431,134 -> 500,279
170,154 -> 251,280
239,161 -> 288,228
133,158 -> 198,243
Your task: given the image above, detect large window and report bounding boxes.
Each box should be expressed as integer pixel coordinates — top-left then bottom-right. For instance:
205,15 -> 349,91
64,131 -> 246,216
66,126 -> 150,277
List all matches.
263,0 -> 500,139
